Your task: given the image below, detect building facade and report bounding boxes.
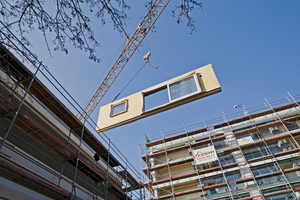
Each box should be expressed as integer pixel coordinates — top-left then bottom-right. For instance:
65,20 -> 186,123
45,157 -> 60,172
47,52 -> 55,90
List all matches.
141,99 -> 300,199
0,44 -> 143,199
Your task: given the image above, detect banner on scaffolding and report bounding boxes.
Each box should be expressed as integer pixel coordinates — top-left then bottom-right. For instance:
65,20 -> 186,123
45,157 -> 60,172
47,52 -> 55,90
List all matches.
237,136 -> 254,146
193,146 -> 218,165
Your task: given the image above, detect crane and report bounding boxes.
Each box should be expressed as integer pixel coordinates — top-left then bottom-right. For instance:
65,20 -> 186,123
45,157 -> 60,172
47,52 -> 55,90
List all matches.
79,0 -> 170,121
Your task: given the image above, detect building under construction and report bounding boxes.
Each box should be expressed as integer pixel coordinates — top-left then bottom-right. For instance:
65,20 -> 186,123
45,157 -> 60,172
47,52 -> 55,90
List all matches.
0,44 -> 144,199
141,96 -> 300,199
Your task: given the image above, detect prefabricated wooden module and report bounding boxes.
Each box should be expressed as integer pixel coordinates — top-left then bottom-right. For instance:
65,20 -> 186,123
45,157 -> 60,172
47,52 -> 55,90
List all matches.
96,64 -> 221,132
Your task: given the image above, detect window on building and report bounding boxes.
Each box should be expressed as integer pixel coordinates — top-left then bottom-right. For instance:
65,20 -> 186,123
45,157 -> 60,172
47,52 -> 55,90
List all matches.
262,185 -> 291,198
285,122 -> 299,131
202,175 -> 231,196
225,171 -> 241,182
143,74 -> 201,111
168,75 -> 200,101
196,161 -> 219,171
285,171 -> 300,183
256,175 -> 283,185
225,171 -> 244,191
203,175 -> 224,185
279,158 -> 300,170
251,165 -> 279,177
268,140 -> 292,154
203,175 -> 226,195
214,140 -> 228,150
251,132 -> 260,140
208,183 -> 217,195
251,164 -> 291,186
111,100 -> 128,116
268,126 -> 281,135
143,86 -> 169,111
229,182 -> 245,191
218,152 -> 235,166
215,182 -> 227,193
243,146 -> 268,160
260,128 -> 274,138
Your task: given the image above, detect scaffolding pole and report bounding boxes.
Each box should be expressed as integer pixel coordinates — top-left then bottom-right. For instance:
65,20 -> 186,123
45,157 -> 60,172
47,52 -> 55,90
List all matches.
232,102 -> 298,198
7,126 -> 104,198
263,99 -> 299,197
161,129 -> 176,199
264,98 -> 300,149
125,158 -> 129,199
58,161 -> 65,187
140,96 -> 300,200
183,122 -> 207,200
286,93 -> 300,129
202,117 -> 236,200
59,129 -> 73,187
0,36 -> 144,200
140,144 -> 152,199
0,62 -> 42,151
221,112 -> 265,200
105,139 -> 111,200
70,118 -> 87,200
139,172 -> 143,200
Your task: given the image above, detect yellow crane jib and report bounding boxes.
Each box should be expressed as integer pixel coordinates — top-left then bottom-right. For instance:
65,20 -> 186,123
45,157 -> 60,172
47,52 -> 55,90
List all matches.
79,0 -> 171,122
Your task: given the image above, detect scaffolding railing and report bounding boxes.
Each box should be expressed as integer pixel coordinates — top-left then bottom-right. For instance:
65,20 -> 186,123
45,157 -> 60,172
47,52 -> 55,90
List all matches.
146,95 -> 300,142
0,38 -> 145,199
141,94 -> 300,199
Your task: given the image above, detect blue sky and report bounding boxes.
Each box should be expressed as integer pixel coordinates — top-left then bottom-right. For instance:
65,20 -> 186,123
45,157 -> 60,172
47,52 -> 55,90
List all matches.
17,1 -> 300,172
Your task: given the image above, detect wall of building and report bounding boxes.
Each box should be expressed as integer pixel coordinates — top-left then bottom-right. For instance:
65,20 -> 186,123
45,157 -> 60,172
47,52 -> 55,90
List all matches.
0,45 -> 143,200
142,102 -> 300,199
0,177 -> 52,200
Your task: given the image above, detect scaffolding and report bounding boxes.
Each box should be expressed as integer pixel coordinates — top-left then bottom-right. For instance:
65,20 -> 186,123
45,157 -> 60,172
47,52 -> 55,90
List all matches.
140,94 -> 300,200
0,43 -> 145,199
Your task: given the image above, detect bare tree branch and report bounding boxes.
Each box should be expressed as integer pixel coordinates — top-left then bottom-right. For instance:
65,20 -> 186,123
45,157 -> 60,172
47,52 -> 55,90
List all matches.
0,0 -> 128,62
172,0 -> 203,32
0,0 -> 202,63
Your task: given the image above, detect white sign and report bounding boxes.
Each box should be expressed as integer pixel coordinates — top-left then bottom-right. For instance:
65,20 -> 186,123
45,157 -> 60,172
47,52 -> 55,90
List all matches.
193,146 -> 218,165
237,136 -> 254,146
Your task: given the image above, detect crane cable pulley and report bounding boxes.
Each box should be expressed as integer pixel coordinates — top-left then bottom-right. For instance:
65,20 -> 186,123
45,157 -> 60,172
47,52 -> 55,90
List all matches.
144,51 -> 174,78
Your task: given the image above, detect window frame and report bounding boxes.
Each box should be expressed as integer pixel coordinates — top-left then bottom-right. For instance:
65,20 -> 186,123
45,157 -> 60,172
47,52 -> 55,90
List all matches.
110,100 -> 128,117
142,73 -> 202,112
143,86 -> 169,112
167,73 -> 202,102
